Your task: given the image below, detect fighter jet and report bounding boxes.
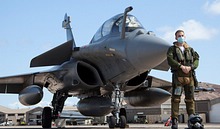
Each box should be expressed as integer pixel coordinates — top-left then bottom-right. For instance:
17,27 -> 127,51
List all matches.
0,6 -> 171,128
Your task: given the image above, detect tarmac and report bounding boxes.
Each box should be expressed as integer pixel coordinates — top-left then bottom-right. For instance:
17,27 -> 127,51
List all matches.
0,124 -> 220,129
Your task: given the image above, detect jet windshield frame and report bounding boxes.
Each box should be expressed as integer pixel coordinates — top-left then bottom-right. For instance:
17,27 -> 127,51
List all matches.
91,14 -> 144,43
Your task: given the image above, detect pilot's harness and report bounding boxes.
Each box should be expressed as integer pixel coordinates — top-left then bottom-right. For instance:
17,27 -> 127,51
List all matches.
172,44 -> 198,86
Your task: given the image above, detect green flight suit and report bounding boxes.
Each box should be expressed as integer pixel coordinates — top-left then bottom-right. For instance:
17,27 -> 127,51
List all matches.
167,42 -> 199,120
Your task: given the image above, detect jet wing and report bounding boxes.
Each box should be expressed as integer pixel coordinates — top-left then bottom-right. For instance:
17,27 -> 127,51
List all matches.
30,40 -> 73,67
0,69 -> 61,94
0,73 -> 34,93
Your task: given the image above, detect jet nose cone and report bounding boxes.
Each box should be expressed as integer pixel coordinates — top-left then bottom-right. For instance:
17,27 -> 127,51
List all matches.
127,34 -> 171,71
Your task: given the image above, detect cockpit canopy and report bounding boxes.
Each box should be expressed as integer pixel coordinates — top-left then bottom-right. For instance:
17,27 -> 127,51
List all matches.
90,14 -> 144,43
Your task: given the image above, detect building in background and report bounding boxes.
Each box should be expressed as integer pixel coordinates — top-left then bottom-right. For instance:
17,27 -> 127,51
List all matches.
0,106 -> 42,125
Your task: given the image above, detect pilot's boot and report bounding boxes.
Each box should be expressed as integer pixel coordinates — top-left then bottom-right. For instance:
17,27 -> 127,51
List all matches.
171,118 -> 178,129
188,114 -> 204,129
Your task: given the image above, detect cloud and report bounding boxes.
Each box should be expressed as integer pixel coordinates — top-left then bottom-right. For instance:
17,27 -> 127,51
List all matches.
158,19 -> 218,42
204,0 -> 220,15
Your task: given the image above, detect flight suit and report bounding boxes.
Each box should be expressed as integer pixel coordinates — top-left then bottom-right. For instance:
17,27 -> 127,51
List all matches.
167,42 -> 199,120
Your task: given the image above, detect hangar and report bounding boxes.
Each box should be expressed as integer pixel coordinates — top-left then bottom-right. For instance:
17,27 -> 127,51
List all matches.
0,106 -> 42,125
0,106 -> 81,125
195,82 -> 220,123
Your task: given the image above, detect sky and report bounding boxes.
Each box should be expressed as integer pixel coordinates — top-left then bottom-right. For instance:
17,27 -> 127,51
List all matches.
0,0 -> 220,109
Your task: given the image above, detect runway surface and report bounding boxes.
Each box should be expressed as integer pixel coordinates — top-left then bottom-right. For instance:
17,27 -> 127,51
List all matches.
0,124 -> 220,129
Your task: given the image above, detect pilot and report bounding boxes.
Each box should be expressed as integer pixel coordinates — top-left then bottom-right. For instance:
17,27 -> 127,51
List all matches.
167,30 -> 200,129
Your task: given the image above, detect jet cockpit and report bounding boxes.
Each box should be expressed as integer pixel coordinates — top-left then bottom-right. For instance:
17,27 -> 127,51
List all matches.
91,14 -> 144,43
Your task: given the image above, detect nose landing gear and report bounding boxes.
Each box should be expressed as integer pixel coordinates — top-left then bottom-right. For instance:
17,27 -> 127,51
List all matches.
108,84 -> 127,128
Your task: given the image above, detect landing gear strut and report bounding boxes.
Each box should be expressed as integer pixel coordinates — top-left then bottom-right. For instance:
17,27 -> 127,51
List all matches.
41,91 -> 68,128
108,84 -> 127,128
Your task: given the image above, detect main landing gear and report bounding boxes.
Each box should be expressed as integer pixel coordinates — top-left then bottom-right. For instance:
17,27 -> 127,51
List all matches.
42,92 -> 68,128
108,84 -> 127,128
42,107 -> 52,128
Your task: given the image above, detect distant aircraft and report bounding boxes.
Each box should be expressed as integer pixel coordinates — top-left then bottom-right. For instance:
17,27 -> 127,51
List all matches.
0,6 -> 172,128
60,110 -> 92,120
31,110 -> 92,127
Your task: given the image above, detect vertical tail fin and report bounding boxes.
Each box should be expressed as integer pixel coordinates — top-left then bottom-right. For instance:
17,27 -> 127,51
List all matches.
30,14 -> 76,67
62,13 -> 76,47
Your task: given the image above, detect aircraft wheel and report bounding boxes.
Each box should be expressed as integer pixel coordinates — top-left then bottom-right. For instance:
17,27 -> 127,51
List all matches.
42,107 -> 52,128
109,116 -> 116,128
119,108 -> 126,118
119,115 -> 126,128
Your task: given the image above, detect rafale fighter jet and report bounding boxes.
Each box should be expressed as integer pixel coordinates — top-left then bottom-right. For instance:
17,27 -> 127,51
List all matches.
0,7 -> 171,128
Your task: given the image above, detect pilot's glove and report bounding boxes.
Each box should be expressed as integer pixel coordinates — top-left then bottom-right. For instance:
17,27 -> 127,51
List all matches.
180,65 -> 191,74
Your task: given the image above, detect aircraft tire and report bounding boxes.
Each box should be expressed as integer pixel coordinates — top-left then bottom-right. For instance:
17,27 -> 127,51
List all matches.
42,107 -> 52,128
119,108 -> 127,118
119,115 -> 126,128
108,116 -> 116,128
